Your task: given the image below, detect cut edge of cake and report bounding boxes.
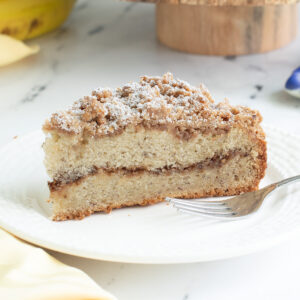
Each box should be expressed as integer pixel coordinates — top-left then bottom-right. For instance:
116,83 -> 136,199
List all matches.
43,73 -> 267,221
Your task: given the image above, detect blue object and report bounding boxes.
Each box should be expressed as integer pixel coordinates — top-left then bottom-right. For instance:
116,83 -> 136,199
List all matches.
285,67 -> 300,98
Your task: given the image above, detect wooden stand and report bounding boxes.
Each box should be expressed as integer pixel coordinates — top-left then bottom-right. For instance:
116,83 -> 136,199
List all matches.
156,4 -> 298,55
126,0 -> 299,55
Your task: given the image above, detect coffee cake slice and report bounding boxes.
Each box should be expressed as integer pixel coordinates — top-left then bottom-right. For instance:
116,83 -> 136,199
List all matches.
43,73 -> 267,221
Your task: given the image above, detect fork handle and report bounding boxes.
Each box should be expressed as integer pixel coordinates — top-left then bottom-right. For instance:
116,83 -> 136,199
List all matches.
276,175 -> 300,187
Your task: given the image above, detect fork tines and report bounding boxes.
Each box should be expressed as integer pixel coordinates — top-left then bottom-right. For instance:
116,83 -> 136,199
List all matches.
166,197 -> 236,219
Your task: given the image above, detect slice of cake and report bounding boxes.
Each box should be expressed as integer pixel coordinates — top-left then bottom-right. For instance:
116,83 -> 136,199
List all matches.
43,73 -> 267,221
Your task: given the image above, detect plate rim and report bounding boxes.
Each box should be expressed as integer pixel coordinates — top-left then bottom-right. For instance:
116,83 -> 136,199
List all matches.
0,125 -> 300,264
2,215 -> 300,264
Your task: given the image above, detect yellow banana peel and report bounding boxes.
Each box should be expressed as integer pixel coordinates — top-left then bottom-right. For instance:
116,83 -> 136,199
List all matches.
0,34 -> 39,67
0,0 -> 75,40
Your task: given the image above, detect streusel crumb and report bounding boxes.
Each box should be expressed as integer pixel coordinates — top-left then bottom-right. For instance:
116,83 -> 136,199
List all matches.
43,73 -> 262,138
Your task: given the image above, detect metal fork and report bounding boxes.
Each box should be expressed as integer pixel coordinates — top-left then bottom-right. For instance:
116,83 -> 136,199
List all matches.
166,175 -> 300,220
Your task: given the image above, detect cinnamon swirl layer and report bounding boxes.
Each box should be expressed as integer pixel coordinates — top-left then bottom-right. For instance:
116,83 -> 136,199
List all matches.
49,152 -> 266,221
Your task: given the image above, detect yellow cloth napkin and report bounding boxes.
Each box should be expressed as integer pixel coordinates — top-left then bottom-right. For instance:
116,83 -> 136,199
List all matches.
0,34 -> 39,67
0,228 -> 117,300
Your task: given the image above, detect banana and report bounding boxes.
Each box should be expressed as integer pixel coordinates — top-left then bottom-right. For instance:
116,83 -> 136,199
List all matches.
0,0 -> 75,40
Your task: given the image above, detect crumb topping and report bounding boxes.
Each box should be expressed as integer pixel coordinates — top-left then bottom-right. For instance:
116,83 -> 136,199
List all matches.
44,73 -> 262,138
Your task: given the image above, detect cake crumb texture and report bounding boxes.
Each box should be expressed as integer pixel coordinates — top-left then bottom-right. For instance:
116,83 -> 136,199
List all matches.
51,153 -> 264,221
43,73 -> 267,221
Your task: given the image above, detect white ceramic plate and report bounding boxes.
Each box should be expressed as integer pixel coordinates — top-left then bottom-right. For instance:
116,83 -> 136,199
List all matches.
0,126 -> 300,264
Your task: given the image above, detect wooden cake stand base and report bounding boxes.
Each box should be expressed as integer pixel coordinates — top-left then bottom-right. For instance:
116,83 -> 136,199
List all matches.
156,4 -> 298,55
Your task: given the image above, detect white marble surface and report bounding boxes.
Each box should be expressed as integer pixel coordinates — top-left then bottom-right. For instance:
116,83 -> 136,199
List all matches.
1,0 -> 300,299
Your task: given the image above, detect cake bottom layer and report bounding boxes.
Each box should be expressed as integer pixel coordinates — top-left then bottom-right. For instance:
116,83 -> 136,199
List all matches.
50,153 -> 264,221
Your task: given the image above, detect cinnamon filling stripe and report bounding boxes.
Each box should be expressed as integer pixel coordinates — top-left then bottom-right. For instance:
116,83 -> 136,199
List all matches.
49,150 -> 249,192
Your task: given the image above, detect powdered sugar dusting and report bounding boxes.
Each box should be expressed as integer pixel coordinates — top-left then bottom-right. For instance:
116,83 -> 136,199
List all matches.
43,73 -> 262,138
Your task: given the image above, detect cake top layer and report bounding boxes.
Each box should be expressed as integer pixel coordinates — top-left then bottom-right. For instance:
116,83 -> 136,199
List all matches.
43,73 -> 262,138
